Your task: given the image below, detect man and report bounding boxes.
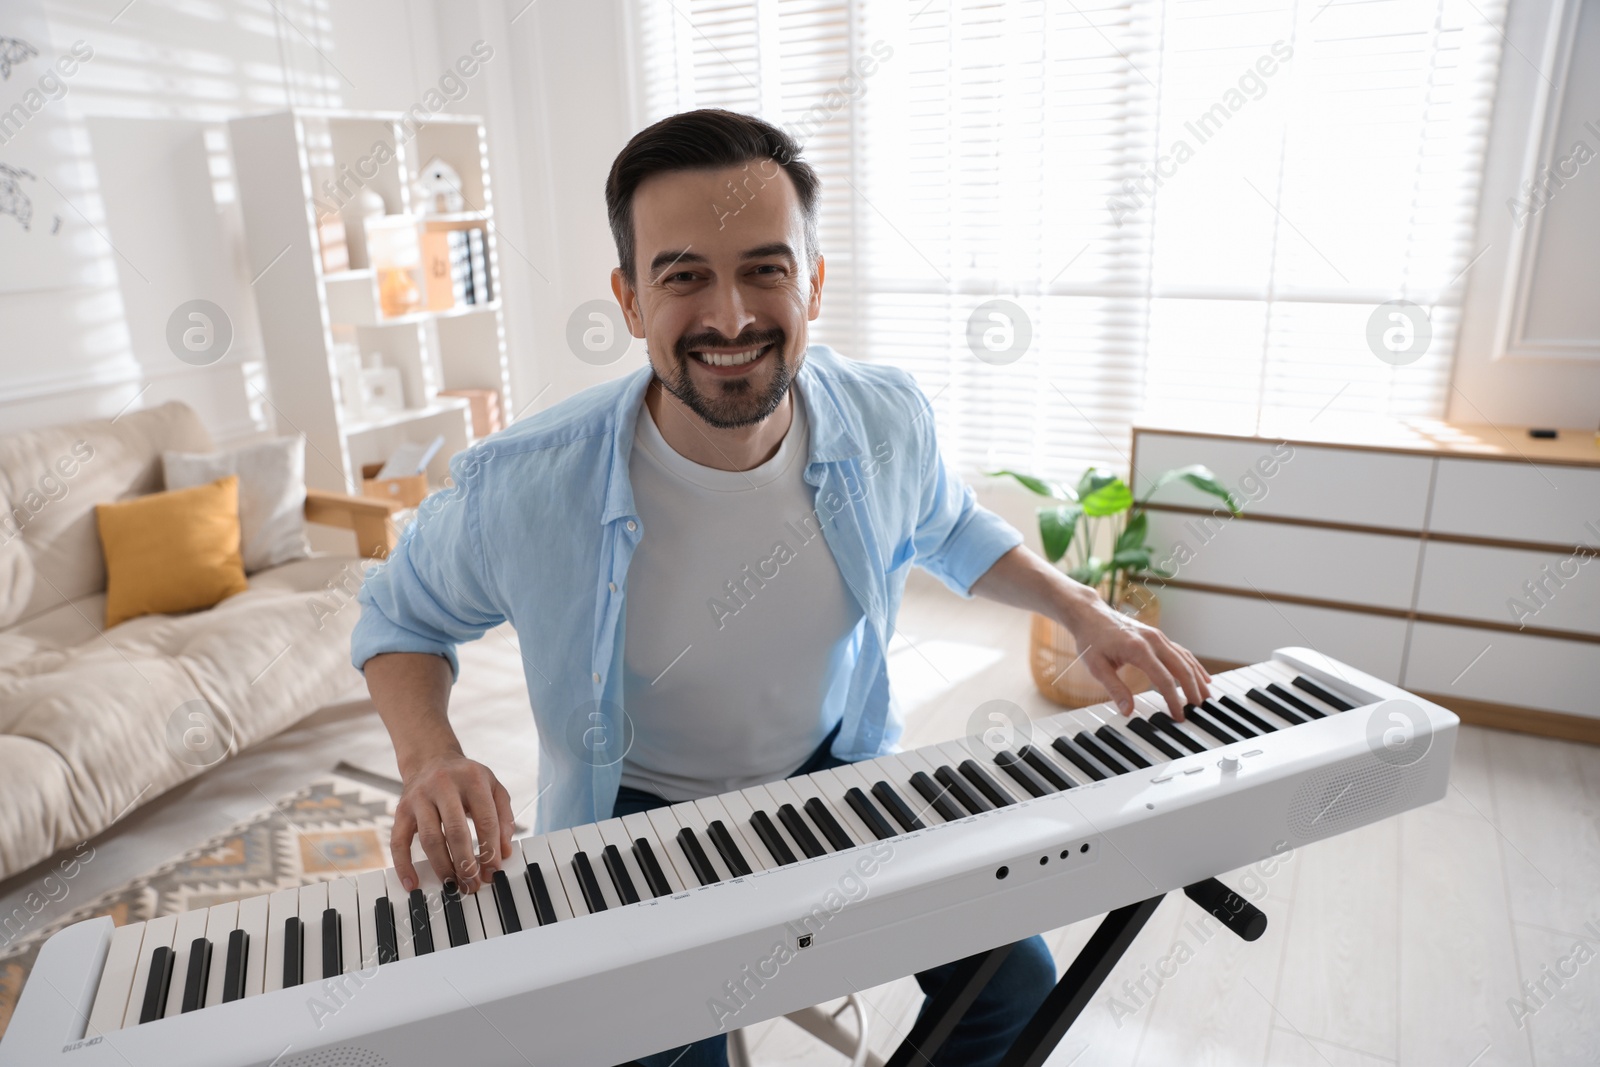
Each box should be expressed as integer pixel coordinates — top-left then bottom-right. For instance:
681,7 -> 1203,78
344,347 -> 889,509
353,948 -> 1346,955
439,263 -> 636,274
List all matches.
352,108 -> 1211,1066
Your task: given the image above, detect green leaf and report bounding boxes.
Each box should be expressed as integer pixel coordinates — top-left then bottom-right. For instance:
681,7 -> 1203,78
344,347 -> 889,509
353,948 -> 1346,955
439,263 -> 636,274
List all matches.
1141,464 -> 1241,514
1068,556 -> 1108,588
1037,503 -> 1082,563
989,469 -> 1075,501
1108,546 -> 1154,571
1075,466 -> 1120,500
1114,510 -> 1148,554
1080,478 -> 1133,517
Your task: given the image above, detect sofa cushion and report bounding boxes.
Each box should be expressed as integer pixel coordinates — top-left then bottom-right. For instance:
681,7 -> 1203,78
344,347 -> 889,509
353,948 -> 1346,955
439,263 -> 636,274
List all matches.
0,553 -> 369,879
163,437 -> 312,574
0,402 -> 212,629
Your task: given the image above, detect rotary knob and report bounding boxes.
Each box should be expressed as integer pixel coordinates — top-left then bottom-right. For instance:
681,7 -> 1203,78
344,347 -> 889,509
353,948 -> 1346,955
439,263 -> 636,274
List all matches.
1219,754 -> 1241,774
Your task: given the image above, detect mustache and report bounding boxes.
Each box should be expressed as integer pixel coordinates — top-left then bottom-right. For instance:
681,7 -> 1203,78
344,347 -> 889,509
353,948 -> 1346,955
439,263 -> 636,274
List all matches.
676,328 -> 785,357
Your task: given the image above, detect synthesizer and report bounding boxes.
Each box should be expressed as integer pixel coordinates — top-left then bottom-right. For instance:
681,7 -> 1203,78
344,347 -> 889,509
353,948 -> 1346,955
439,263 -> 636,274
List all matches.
0,647 -> 1457,1067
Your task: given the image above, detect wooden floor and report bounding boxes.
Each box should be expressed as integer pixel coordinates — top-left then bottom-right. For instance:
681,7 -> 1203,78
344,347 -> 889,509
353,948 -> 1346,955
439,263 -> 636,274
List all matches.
4,574 -> 1596,1065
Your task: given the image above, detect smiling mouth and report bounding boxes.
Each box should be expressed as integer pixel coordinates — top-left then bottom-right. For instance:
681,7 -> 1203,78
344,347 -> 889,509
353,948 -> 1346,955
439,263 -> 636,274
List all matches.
689,343 -> 774,368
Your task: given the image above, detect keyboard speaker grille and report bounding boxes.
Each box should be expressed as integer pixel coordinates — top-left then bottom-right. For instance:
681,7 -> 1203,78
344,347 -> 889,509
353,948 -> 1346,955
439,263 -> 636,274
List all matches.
276,1048 -> 386,1067
1286,758 -> 1427,842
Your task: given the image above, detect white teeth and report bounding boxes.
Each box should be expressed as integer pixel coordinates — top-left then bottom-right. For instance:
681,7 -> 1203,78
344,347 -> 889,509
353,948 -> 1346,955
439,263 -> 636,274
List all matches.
692,345 -> 767,367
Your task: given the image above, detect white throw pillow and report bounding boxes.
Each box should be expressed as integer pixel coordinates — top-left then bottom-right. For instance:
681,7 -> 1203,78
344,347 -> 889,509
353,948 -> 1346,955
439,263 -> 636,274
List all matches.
163,438 -> 311,573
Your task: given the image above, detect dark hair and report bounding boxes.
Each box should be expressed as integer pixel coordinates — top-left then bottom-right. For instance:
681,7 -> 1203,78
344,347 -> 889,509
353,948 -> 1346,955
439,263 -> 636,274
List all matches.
605,108 -> 821,284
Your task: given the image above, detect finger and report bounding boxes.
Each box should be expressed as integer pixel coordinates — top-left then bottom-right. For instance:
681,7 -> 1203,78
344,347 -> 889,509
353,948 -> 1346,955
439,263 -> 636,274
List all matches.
1136,643 -> 1185,720
1154,638 -> 1206,710
464,777 -> 502,878
390,805 -> 420,892
415,798 -> 457,890
1085,651 -> 1135,715
436,792 -> 479,891
492,779 -> 514,862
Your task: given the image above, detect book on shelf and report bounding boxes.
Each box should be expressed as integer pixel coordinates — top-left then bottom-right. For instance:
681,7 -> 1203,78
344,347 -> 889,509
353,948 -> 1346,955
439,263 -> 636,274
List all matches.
444,226 -> 493,307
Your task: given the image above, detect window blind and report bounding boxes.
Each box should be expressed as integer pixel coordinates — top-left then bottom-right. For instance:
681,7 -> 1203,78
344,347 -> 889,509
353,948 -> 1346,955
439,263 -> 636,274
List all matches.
633,0 -> 1508,476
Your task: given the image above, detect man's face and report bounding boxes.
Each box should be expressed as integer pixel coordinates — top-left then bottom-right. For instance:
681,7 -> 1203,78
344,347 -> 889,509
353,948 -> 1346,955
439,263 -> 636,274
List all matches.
612,161 -> 824,429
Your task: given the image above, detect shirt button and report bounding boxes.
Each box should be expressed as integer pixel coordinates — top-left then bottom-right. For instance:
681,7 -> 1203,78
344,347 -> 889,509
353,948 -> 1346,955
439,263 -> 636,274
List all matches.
626,520 -> 637,532
592,672 -> 600,684
608,582 -> 617,592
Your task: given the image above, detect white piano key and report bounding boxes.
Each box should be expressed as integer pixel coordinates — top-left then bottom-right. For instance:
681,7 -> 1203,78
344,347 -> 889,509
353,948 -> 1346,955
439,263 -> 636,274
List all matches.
543,829 -> 605,914
382,868 -> 416,959
237,893 -> 269,997
878,750 -> 960,824
473,877 -> 502,938
800,768 -> 882,843
735,782 -> 813,860
123,912 -> 177,1028
501,840 -> 542,924
691,794 -> 775,873
262,888 -> 298,993
457,882 -> 487,943
644,806 -> 705,887
1134,692 -> 1222,749
327,876 -> 360,973
618,813 -> 689,892
930,740 -> 1021,806
164,908 -> 210,1019
86,921 -> 145,1035
356,870 -> 387,968
297,882 -> 327,982
569,823 -> 625,908
412,852 -> 449,948
665,800 -> 734,881
763,777 -> 851,852
1075,707 -> 1166,765
519,835 -> 578,921
201,902 -> 237,1009
594,817 -> 656,897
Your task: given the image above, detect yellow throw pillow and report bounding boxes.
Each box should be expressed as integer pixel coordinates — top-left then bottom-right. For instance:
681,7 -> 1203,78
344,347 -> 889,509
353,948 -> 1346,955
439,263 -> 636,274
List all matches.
96,474 -> 251,628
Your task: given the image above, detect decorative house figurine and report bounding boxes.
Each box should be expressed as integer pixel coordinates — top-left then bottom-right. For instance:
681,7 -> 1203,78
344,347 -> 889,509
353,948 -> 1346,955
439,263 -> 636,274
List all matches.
412,156 -> 465,215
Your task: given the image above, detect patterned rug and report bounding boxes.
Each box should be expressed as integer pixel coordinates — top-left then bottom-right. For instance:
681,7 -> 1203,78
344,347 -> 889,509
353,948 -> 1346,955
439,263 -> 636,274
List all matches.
0,772 -> 399,1039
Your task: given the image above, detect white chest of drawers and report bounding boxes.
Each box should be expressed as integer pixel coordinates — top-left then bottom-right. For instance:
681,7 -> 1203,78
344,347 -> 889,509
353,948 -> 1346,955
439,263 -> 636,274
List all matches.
1131,420 -> 1600,742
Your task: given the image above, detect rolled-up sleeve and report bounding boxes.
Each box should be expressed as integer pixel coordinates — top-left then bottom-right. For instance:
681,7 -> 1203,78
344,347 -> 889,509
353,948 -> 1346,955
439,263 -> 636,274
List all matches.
350,448 -> 506,681
908,391 -> 1023,596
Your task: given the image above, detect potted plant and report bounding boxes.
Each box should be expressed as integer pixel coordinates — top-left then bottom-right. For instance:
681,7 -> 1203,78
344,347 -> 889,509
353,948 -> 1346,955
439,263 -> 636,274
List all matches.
991,464 -> 1241,708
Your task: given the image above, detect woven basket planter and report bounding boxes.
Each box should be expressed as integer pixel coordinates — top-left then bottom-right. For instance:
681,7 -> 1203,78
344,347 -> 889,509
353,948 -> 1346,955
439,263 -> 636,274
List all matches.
1028,580 -> 1162,709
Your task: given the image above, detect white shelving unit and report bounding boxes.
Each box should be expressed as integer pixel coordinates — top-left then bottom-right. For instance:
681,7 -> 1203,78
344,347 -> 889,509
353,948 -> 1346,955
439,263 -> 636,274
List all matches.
229,108 -> 511,494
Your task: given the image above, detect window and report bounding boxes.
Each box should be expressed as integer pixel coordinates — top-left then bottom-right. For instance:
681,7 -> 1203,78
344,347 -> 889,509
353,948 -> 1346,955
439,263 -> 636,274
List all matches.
633,0 -> 1508,475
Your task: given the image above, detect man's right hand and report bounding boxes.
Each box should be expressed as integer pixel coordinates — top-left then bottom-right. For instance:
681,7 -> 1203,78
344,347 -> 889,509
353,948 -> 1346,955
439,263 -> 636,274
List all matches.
390,753 -> 514,894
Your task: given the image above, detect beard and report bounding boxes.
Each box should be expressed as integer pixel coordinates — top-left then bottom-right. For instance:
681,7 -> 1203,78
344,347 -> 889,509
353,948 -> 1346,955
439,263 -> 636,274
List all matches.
655,327 -> 792,429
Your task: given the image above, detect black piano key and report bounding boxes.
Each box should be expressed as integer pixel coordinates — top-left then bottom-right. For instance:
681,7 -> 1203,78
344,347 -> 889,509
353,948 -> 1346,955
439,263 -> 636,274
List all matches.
959,759 -> 1019,806
1218,695 -> 1277,734
707,820 -> 754,877
1293,675 -> 1355,712
1073,731 -> 1131,775
935,765 -> 993,814
777,804 -> 828,858
282,916 -> 304,988
321,907 -> 342,978
677,827 -> 722,884
221,929 -> 247,1002
1094,726 -> 1153,769
1196,701 -> 1255,739
632,838 -> 674,898
803,798 -> 856,851
1247,687 -> 1307,725
138,945 -> 174,1024
572,851 -> 609,911
525,863 -> 558,926
1050,735 -> 1108,781
909,770 -> 965,822
1268,682 -> 1327,719
408,888 -> 435,954
993,750 -> 1053,797
871,781 -> 926,832
1183,704 -> 1240,745
751,810 -> 799,866
179,936 -> 211,1013
1019,744 -> 1077,790
374,897 -> 399,963
491,870 -> 522,933
846,787 -> 898,840
441,881 -> 470,946
601,844 -> 641,904
1127,717 -> 1184,760
1150,712 -> 1208,754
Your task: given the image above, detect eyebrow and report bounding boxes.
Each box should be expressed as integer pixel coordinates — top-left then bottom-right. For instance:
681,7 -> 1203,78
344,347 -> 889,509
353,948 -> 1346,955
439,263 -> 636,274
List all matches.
648,242 -> 798,278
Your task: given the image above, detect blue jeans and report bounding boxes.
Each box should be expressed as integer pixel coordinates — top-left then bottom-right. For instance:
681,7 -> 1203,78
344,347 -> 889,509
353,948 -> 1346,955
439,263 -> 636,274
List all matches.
617,726 -> 1057,1067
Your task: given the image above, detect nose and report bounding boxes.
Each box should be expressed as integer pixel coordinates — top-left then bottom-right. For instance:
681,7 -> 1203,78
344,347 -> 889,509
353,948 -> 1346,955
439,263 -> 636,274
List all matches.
699,277 -> 756,343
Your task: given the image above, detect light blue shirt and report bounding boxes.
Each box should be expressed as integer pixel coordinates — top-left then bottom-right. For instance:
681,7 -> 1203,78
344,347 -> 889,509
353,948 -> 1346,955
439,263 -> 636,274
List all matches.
349,344 -> 1024,835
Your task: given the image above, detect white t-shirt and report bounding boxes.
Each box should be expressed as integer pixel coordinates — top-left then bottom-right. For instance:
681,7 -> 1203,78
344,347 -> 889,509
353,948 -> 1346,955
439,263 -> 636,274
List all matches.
619,386 -> 864,801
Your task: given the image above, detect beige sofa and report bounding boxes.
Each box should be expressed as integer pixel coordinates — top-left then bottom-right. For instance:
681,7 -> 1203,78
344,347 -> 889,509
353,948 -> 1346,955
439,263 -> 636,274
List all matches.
0,402 -> 397,881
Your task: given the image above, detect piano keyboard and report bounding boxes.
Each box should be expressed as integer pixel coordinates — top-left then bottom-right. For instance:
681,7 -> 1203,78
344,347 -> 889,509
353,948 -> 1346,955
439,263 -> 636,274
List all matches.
0,648 -> 1457,1067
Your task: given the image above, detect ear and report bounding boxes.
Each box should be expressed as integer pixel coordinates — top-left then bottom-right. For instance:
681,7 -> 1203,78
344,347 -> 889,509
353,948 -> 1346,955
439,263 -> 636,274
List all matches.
807,254 -> 825,322
610,267 -> 647,339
